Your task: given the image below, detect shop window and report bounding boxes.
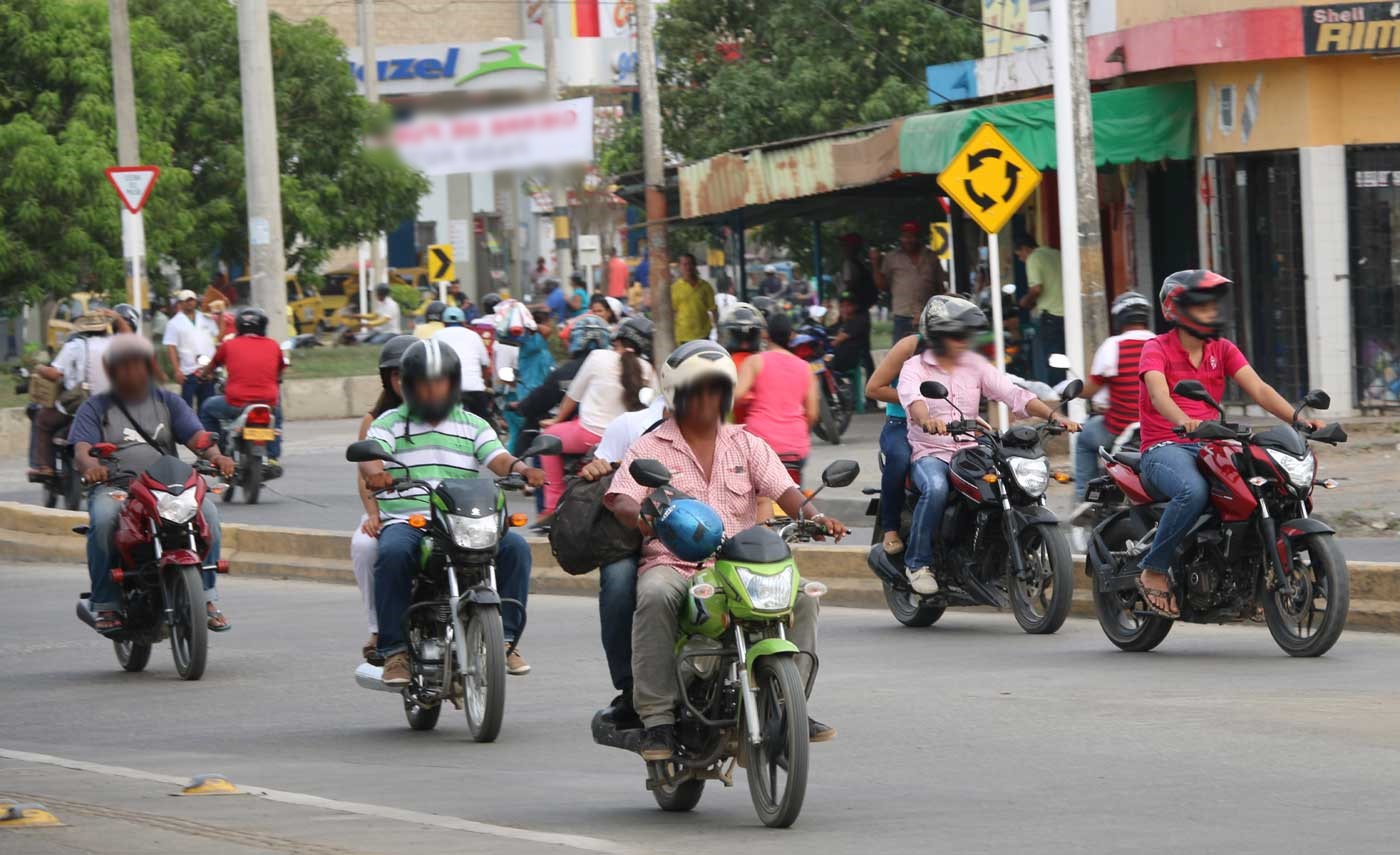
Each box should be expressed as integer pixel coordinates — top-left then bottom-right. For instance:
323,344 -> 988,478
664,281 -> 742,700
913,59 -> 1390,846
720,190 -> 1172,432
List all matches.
1348,145 -> 1400,409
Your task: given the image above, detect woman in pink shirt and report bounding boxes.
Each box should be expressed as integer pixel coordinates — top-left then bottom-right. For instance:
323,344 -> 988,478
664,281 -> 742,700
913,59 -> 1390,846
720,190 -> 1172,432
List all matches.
733,313 -> 819,482
896,296 -> 1078,595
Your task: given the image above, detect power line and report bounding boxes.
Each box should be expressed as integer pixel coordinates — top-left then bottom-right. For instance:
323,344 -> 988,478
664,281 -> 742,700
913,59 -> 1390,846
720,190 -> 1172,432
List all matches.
812,2 -> 954,105
920,0 -> 1049,44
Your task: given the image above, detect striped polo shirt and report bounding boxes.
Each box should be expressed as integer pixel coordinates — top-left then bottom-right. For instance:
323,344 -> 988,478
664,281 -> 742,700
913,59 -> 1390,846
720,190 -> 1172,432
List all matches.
1089,330 -> 1154,433
367,403 -> 507,524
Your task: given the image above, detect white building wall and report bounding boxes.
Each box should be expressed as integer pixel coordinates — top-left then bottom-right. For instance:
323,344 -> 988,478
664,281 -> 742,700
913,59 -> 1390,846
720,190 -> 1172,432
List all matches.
1298,145 -> 1356,415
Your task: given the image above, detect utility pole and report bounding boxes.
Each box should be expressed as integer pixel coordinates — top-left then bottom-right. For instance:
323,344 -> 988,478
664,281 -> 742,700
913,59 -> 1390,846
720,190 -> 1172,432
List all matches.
542,1 -> 574,286
108,0 -> 145,311
237,0 -> 289,342
636,0 -> 672,362
356,0 -> 387,298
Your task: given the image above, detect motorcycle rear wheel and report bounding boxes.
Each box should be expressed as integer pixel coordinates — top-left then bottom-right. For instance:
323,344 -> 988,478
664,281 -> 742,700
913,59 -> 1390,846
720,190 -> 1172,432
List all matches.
114,639 -> 152,672
1008,525 -> 1074,634
652,778 -> 705,812
1263,533 -> 1348,658
743,656 -> 808,828
167,566 -> 208,681
243,453 -> 263,505
814,394 -> 842,445
1091,520 -> 1172,652
881,581 -> 945,627
462,604 -> 506,742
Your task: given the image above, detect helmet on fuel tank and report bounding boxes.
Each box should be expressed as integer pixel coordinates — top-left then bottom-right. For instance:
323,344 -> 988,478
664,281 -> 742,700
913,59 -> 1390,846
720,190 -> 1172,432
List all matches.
654,498 -> 725,564
1110,291 -> 1153,332
398,338 -> 461,423
1159,269 -> 1230,340
568,313 -> 612,357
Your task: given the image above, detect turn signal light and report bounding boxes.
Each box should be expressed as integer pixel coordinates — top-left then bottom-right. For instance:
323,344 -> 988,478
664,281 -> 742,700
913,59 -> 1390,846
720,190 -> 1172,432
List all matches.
109,490 -> 129,502
216,560 -> 230,574
110,567 -> 125,584
1052,471 -> 1071,483
209,483 -> 227,495
803,580 -> 829,599
1248,476 -> 1268,487
690,583 -> 717,600
408,514 -> 428,529
1318,479 -> 1338,490
981,473 -> 999,483
509,513 -> 528,527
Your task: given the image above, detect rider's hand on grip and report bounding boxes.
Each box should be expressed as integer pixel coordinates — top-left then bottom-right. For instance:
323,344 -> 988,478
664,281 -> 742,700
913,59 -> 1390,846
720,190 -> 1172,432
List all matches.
82,465 -> 109,485
365,470 -> 395,491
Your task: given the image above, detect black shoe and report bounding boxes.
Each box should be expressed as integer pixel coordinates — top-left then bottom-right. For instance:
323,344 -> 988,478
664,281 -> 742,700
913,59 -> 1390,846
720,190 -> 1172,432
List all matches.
601,692 -> 642,730
639,724 -> 675,761
808,717 -> 836,743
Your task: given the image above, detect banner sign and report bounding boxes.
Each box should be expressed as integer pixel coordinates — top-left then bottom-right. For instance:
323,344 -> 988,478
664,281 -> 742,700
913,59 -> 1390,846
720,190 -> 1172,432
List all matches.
1304,3 -> 1400,54
391,97 -> 595,176
348,39 -> 638,96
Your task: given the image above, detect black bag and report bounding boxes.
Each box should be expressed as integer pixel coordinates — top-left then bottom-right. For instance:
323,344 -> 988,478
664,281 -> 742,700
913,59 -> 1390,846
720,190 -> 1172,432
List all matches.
548,470 -> 641,576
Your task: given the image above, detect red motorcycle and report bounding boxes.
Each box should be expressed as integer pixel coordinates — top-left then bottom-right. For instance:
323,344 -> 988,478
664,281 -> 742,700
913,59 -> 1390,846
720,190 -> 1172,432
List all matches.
1084,380 -> 1349,657
75,443 -> 228,680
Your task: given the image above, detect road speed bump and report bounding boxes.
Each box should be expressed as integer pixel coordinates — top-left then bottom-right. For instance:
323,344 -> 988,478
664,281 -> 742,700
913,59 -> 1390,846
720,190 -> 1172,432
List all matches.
176,774 -> 241,796
0,802 -> 63,828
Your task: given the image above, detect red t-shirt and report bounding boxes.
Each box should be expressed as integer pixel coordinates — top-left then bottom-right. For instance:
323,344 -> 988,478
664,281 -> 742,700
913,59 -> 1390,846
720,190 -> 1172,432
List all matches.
212,335 -> 285,408
1137,332 -> 1248,450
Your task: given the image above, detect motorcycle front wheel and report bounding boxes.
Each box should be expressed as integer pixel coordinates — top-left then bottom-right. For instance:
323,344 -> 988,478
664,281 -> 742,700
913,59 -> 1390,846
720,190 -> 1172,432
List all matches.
462,604 -> 506,742
1263,533 -> 1349,657
167,566 -> 208,680
114,639 -> 152,672
1007,525 -> 1074,634
652,778 -> 705,812
742,656 -> 808,828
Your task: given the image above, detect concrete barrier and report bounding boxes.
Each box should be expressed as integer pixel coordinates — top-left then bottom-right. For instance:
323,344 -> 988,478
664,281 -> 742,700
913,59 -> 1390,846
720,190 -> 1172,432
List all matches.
2,500 -> 1397,632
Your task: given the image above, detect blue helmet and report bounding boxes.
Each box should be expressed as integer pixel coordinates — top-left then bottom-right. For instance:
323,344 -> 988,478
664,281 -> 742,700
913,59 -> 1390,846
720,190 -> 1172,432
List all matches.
654,498 -> 724,564
442,306 -> 466,326
569,314 -> 612,356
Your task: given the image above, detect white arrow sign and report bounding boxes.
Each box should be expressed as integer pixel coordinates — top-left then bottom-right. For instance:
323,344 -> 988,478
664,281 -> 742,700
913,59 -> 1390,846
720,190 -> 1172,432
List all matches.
105,166 -> 161,214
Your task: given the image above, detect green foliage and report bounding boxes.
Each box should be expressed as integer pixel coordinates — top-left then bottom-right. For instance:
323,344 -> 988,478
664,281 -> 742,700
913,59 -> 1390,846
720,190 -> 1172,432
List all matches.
598,113 -> 643,178
388,282 -> 420,312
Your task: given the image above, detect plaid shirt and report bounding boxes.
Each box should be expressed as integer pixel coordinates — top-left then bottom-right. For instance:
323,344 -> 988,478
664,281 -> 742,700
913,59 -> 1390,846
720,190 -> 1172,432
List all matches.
607,419 -> 794,576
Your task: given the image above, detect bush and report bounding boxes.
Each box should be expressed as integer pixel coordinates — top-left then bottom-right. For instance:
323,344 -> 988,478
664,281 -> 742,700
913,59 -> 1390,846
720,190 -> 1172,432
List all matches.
390,283 -> 421,312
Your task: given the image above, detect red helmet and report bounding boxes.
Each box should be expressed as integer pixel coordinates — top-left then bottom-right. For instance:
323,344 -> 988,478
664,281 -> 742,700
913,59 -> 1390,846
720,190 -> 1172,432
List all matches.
1159,269 -> 1230,339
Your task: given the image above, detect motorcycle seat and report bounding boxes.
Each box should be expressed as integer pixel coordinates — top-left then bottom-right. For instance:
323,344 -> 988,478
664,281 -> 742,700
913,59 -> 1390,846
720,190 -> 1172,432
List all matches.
1110,451 -> 1142,471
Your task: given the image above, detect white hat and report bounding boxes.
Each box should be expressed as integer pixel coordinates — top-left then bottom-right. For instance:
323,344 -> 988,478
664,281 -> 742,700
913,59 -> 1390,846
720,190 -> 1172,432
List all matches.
175,289 -> 198,302
764,264 -> 777,274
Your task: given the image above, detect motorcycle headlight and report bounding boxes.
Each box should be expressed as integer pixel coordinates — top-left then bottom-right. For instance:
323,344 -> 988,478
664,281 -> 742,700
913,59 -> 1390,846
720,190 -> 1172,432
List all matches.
1007,457 -> 1050,498
736,566 -> 794,611
155,489 -> 199,524
448,514 -> 499,550
1266,448 -> 1316,489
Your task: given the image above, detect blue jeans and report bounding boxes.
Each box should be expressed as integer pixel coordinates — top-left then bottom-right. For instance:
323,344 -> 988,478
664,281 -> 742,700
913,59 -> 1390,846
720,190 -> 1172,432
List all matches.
181,375 -> 216,411
1033,313 -> 1066,384
598,555 -> 638,692
199,395 -> 283,459
904,457 -> 951,570
374,524 -> 532,657
87,485 -> 221,612
1073,415 -> 1114,501
892,314 -> 918,344
878,417 -> 911,533
1138,443 -> 1208,575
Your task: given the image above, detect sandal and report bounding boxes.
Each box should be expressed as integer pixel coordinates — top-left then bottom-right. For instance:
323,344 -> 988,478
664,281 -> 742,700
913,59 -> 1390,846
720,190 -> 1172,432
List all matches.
96,611 -> 123,633
1135,575 -> 1180,619
206,605 -> 232,632
882,532 -> 905,555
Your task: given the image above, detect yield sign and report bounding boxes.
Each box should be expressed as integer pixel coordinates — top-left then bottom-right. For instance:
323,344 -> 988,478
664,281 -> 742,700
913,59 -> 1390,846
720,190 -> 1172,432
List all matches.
428,243 -> 455,282
104,166 -> 161,214
936,123 -> 1041,235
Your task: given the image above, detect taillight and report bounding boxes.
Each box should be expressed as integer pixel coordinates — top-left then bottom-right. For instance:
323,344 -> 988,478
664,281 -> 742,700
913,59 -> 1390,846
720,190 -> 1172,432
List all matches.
110,567 -> 125,584
216,559 -> 230,574
246,408 -> 272,427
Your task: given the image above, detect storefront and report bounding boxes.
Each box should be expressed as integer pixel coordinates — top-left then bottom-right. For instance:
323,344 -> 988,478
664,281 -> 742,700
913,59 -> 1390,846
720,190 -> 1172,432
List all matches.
1349,145 -> 1400,407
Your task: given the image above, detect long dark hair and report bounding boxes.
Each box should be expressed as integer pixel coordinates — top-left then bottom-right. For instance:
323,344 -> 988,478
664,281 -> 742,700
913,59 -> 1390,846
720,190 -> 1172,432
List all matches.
371,370 -> 403,417
618,341 -> 646,411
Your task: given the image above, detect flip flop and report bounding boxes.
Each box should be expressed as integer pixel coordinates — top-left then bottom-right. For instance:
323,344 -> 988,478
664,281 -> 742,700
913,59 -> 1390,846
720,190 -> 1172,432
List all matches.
206,607 -> 232,632
96,611 -> 123,633
1135,576 -> 1179,619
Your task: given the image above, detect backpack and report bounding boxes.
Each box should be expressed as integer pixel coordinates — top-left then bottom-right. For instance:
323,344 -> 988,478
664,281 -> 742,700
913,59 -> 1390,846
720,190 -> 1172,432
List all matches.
548,468 -> 642,576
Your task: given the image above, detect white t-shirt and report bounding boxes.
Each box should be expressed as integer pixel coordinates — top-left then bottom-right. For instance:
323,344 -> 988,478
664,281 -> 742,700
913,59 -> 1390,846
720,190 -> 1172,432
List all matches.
493,342 -> 518,386
374,297 -> 402,333
52,335 -> 112,395
596,398 -> 667,463
567,348 -> 658,436
433,326 -> 491,392
162,311 -> 217,374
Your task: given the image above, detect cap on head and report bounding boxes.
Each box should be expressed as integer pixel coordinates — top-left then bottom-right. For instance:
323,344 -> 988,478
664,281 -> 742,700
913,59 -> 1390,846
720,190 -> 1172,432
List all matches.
900,222 -> 920,235
175,289 -> 198,303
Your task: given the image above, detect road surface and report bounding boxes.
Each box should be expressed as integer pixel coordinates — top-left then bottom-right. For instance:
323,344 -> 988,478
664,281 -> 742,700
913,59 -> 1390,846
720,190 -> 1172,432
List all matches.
3,562 -> 1399,854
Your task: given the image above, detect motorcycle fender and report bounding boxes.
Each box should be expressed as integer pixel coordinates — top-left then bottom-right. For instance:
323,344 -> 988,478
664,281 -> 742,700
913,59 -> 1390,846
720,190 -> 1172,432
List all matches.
460,586 -> 501,606
745,638 -> 799,682
1275,518 -> 1335,572
158,549 -> 201,569
1010,504 -> 1060,529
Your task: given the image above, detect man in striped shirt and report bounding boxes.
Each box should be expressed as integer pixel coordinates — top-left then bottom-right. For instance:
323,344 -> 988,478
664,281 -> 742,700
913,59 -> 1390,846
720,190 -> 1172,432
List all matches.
358,339 -> 546,686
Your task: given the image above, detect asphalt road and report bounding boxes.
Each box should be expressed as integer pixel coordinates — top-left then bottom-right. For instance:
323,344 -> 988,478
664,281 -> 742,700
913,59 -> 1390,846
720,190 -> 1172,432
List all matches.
4,562 -> 1400,854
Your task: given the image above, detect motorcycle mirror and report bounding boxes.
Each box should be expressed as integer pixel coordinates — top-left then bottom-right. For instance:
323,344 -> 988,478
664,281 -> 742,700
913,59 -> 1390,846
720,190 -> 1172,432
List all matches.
1173,379 -> 1225,418
1303,388 -> 1331,411
1047,353 -> 1073,370
629,458 -> 673,489
497,364 -> 516,384
1060,379 -> 1084,401
345,439 -> 400,465
820,459 -> 860,489
521,433 -> 563,458
920,381 -> 949,400
637,386 -> 657,406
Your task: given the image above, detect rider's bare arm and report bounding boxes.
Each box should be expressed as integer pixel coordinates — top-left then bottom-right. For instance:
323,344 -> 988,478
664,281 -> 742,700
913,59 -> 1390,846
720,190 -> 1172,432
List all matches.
355,414 -> 379,519
1078,376 -> 1104,399
804,374 -> 820,426
732,352 -> 762,402
864,335 -> 919,404
1144,370 -> 1195,430
1233,365 -> 1321,427
775,486 -> 847,540
606,493 -> 646,532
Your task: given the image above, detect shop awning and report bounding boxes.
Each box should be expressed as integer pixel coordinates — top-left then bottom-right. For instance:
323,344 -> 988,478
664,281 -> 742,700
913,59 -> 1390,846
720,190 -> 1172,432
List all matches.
898,82 -> 1195,174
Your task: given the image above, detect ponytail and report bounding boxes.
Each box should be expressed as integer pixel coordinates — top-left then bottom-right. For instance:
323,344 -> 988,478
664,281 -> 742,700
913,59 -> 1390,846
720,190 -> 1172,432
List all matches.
619,347 -> 645,412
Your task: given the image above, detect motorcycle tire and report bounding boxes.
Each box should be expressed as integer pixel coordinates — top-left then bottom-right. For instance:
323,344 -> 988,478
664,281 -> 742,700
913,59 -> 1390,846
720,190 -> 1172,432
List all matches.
462,604 -> 507,742
1091,519 -> 1172,652
882,581 -> 945,627
63,467 -> 83,511
652,779 -> 705,812
1263,533 -> 1349,658
403,695 -> 443,731
814,394 -> 841,446
742,655 -> 808,828
244,454 -> 263,505
167,566 -> 208,681
1008,525 -> 1074,635
114,639 -> 152,672
832,376 -> 854,436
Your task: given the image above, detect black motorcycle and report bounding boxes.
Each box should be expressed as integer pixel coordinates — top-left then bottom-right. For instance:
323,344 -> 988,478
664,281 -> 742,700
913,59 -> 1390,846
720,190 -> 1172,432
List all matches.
217,403 -> 280,505
865,379 -> 1079,633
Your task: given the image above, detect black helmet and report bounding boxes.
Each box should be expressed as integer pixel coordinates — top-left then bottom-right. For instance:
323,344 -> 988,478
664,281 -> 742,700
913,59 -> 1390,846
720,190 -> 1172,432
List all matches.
374,282 -> 391,296
424,300 -> 447,323
718,302 -> 766,353
1110,291 -> 1153,332
919,294 -> 987,340
377,334 -> 417,390
481,293 -> 502,316
235,307 -> 269,336
615,316 -> 654,360
111,303 -> 141,334
398,338 -> 461,423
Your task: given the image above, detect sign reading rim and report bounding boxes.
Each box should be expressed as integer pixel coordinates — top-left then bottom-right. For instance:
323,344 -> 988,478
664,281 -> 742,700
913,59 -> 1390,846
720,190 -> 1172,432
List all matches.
1304,3 -> 1400,55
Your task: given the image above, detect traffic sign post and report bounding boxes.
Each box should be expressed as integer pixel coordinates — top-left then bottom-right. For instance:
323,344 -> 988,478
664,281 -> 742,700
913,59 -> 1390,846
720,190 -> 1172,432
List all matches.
428,243 -> 455,300
938,124 -> 1042,430
104,166 -> 160,313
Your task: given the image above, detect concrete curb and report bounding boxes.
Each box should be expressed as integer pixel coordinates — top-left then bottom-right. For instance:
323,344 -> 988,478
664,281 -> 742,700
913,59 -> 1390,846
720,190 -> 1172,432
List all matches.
3,500 -> 1397,633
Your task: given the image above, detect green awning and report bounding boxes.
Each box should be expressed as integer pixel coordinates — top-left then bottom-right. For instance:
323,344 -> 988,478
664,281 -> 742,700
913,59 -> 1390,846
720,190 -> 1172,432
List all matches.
899,82 -> 1195,174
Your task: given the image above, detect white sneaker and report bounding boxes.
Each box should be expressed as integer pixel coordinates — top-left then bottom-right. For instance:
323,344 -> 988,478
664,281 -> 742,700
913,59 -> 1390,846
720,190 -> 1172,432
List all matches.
906,567 -> 939,595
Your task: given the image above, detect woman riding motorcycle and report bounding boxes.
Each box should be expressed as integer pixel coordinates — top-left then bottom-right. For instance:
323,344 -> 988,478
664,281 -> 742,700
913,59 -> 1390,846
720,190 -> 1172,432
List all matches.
732,312 -> 819,483
864,329 -> 922,555
513,314 -> 612,438
896,295 -> 1079,595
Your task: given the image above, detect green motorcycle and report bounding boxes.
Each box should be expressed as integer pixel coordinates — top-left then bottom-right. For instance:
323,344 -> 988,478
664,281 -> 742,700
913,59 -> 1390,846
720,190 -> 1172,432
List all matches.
592,457 -> 859,828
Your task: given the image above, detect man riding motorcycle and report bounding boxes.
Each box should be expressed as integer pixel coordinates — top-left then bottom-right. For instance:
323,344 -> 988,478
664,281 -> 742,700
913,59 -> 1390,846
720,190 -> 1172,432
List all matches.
69,335 -> 237,633
604,340 -> 847,761
29,313 -> 112,481
1132,270 -> 1326,617
198,308 -> 286,467
356,339 -> 547,684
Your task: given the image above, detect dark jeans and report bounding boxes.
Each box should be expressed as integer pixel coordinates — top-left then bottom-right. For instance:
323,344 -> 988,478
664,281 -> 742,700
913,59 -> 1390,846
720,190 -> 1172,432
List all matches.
87,484 -> 221,612
905,457 -> 951,570
892,314 -> 918,344
1138,443 -> 1208,575
32,406 -> 72,470
181,375 -> 216,410
199,396 -> 283,459
878,416 -> 911,533
374,524 -> 532,657
598,555 -> 638,692
1033,313 -> 1066,385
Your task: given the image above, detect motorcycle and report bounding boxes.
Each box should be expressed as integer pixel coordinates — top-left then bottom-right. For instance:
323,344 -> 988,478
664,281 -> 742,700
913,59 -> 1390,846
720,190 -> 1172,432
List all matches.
865,379 -> 1079,633
17,368 -> 84,510
217,403 -> 279,505
346,432 -> 561,741
73,444 -> 228,680
790,315 -> 854,445
1084,381 -> 1349,657
592,458 -> 859,828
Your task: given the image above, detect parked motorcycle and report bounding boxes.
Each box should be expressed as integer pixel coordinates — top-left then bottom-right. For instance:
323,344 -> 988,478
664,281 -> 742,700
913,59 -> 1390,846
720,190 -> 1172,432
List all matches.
790,317 -> 853,445
592,458 -> 858,828
218,403 -> 279,505
73,445 -> 228,680
346,432 -> 561,741
1084,381 -> 1349,657
865,379 -> 1079,633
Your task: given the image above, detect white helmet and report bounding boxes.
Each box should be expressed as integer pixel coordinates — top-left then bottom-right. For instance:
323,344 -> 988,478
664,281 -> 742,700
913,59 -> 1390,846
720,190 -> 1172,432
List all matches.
660,340 -> 737,420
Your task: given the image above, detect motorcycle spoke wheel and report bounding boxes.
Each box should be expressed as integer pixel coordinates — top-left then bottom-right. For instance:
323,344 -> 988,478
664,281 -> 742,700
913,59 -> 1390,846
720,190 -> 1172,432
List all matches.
167,567 -> 208,681
1008,527 -> 1073,634
1263,534 -> 1348,658
461,605 -> 506,742
742,657 -> 808,828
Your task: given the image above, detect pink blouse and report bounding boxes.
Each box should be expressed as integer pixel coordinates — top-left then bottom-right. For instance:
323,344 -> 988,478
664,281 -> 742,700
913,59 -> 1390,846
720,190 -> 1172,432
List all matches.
896,350 -> 1036,462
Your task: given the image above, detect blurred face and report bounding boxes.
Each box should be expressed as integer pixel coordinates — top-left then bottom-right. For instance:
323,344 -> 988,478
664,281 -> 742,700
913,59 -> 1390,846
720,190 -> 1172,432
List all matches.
899,232 -> 919,253
411,376 -> 454,415
1014,245 -> 1033,262
681,379 -> 728,427
840,300 -> 855,319
680,256 -> 697,279
941,333 -> 971,359
389,370 -> 403,398
591,302 -> 610,321
536,317 -> 554,337
180,298 -> 196,316
111,359 -> 151,398
1184,299 -> 1221,325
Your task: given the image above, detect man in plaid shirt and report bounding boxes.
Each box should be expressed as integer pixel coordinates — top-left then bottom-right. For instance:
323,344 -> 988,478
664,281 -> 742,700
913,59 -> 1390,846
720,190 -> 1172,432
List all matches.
606,340 -> 848,761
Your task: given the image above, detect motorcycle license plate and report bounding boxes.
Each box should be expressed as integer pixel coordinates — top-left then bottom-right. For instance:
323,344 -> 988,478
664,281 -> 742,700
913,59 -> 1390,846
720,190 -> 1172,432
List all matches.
242,428 -> 276,442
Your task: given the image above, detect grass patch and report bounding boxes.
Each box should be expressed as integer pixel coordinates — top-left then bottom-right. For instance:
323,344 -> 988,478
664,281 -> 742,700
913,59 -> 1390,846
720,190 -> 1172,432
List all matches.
285,346 -> 381,379
872,319 -> 892,351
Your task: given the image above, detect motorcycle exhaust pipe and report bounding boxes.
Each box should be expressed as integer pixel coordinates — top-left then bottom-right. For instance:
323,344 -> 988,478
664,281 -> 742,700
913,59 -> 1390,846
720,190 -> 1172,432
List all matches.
353,661 -> 404,693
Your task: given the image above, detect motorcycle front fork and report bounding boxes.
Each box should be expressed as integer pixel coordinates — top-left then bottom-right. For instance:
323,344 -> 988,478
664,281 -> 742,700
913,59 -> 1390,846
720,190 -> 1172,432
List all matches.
732,624 -> 785,746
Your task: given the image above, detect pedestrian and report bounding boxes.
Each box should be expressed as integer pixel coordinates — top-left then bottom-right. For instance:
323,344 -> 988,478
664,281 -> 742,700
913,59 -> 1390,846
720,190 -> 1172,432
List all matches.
670,253 -> 717,345
827,291 -> 873,379
373,282 -> 402,333
871,222 -> 943,342
759,264 -> 785,298
162,289 -> 218,409
837,233 -> 880,311
206,299 -> 235,343
714,276 -> 738,316
1015,235 -> 1066,384
607,248 -> 630,299
529,256 -> 549,292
